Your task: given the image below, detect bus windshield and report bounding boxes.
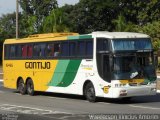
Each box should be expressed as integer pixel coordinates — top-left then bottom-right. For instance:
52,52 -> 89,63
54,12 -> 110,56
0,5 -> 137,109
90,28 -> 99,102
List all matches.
113,56 -> 138,79
113,54 -> 156,81
112,38 -> 152,51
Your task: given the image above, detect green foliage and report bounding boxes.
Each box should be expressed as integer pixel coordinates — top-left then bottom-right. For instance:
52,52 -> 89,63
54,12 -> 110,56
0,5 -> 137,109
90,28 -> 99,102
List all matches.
19,0 -> 58,34
42,9 -> 70,33
139,21 -> 160,50
117,0 -> 160,25
64,0 -> 119,33
0,13 -> 16,40
0,0 -> 159,41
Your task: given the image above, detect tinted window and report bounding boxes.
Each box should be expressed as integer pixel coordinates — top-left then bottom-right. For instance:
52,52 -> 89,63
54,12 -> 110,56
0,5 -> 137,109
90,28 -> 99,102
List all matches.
78,41 -> 85,56
61,42 -> 69,57
4,39 -> 94,59
4,45 -> 10,59
54,43 -> 61,57
16,45 -> 22,58
27,45 -> 33,57
33,43 -> 46,57
69,42 -> 76,56
22,45 -> 27,58
10,45 -> 16,58
112,38 -> 152,51
39,44 -> 46,57
86,41 -> 93,56
97,38 -> 109,52
46,43 -> 54,57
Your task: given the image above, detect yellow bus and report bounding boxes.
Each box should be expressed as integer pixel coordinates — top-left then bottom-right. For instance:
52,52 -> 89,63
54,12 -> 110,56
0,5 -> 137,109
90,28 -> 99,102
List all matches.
3,32 -> 157,102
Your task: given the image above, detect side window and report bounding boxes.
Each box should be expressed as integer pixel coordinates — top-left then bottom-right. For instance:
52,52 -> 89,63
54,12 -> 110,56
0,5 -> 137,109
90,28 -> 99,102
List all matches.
46,43 -> 54,57
33,44 -> 41,57
33,43 -> 46,58
10,45 -> 16,58
39,44 -> 46,57
77,41 -> 85,57
27,45 -> 33,58
69,42 -> 76,57
22,45 -> 27,58
61,42 -> 69,57
4,45 -> 10,59
16,45 -> 22,58
54,43 -> 61,57
97,38 -> 109,52
86,41 -> 93,57
5,44 -> 26,59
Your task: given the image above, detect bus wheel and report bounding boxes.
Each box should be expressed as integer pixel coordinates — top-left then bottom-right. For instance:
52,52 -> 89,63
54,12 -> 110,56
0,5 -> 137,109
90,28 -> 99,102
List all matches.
84,82 -> 96,102
17,78 -> 26,95
26,79 -> 34,96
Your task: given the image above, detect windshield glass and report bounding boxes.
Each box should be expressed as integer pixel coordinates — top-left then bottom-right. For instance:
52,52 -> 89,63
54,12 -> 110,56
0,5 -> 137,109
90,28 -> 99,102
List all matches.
113,56 -> 138,79
112,38 -> 152,51
113,53 -> 156,81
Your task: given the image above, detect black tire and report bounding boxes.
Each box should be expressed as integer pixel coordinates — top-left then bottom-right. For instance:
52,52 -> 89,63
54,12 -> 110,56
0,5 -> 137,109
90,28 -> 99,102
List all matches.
84,82 -> 96,102
26,79 -> 34,96
17,78 -> 26,95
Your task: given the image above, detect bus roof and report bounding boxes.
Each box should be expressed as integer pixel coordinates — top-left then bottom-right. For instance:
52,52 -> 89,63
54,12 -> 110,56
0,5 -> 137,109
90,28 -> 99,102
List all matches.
92,32 -> 150,39
4,32 -> 150,44
4,33 -> 79,44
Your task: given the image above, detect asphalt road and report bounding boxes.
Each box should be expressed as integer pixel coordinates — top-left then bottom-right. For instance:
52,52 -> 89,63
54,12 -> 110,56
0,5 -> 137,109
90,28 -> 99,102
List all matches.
0,81 -> 160,120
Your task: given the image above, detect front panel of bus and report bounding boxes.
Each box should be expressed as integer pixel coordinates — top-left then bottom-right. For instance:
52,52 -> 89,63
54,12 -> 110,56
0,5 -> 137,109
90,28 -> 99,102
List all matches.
96,37 -> 157,98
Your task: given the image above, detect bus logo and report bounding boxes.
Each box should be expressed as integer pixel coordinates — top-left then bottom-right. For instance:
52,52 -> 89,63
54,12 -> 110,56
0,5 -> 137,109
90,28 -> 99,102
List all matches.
25,62 -> 51,69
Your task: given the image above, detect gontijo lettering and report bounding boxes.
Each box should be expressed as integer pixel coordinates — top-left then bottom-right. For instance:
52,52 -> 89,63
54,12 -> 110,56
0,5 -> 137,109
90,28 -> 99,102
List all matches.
25,62 -> 51,69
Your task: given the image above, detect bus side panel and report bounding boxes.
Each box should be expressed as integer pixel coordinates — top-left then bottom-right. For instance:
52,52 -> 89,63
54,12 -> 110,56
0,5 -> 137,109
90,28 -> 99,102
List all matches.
3,60 -> 59,91
32,60 -> 58,91
48,60 -> 81,87
47,59 -> 96,95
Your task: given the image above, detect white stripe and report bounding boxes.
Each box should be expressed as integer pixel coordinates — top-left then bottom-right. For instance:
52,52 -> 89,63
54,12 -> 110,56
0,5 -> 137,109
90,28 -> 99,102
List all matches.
0,104 -> 69,114
0,73 -> 3,75
1,104 -> 49,111
98,102 -> 111,105
0,79 -> 3,82
157,90 -> 160,93
157,76 -> 160,79
129,105 -> 160,110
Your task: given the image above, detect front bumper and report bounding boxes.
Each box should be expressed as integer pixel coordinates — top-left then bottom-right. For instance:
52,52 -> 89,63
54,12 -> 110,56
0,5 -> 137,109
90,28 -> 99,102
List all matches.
105,85 -> 157,98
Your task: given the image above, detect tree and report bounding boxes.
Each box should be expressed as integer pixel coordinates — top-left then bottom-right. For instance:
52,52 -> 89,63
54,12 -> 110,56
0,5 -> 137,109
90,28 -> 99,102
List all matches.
0,13 -> 16,39
112,14 -> 138,32
117,0 -> 160,25
42,8 -> 69,33
139,21 -> 160,50
19,0 -> 58,33
64,0 -> 119,33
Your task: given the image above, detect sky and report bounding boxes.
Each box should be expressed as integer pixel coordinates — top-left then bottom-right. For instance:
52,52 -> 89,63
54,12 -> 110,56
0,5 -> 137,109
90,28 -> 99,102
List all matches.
0,0 -> 79,16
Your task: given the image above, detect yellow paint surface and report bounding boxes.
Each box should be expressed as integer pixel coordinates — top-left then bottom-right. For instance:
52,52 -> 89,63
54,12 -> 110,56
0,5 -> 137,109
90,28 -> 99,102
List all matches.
120,79 -> 144,84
